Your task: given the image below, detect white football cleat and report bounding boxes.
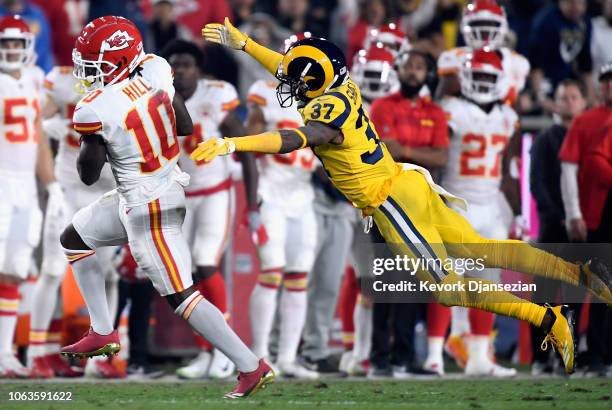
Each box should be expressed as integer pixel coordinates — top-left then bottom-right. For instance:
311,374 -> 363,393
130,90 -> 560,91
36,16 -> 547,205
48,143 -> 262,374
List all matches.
422,356 -> 444,376
176,350 -> 212,379
207,349 -> 235,379
276,361 -> 319,380
465,359 -> 517,377
0,354 -> 30,378
338,351 -> 353,373
346,356 -> 368,376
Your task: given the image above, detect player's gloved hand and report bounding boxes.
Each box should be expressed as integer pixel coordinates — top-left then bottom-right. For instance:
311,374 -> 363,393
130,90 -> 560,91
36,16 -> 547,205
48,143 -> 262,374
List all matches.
45,182 -> 67,223
510,214 -> 528,240
202,17 -> 248,50
247,208 -> 269,246
190,138 -> 236,163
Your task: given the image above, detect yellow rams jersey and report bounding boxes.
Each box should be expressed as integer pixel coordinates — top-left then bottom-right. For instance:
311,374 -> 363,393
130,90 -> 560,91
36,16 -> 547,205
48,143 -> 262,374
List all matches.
298,79 -> 401,210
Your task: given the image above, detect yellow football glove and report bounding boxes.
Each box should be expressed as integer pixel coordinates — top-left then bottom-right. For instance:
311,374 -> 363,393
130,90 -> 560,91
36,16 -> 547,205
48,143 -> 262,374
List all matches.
202,17 -> 248,50
190,138 -> 236,163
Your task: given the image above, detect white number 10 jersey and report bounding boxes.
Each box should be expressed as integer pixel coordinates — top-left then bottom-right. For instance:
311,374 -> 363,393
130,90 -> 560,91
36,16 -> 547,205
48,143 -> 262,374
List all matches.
441,97 -> 518,205
72,54 -> 188,206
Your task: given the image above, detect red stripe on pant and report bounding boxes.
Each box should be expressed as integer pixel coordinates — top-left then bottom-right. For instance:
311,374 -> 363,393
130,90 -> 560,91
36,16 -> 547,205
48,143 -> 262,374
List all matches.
148,199 -> 184,293
338,266 -> 358,350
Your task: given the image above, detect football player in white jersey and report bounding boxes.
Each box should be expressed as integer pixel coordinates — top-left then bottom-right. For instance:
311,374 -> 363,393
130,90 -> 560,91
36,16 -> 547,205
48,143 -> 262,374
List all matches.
0,15 -> 62,378
435,0 -> 530,105
161,40 -> 259,380
246,71 -> 319,379
351,43 -> 400,111
58,16 -> 273,398
28,66 -> 122,379
422,49 -> 519,377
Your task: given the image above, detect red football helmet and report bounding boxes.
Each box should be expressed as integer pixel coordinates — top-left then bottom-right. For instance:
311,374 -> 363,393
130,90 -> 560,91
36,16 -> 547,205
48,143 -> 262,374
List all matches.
461,0 -> 508,49
363,23 -> 410,57
460,48 -> 506,104
0,15 -> 35,72
351,44 -> 399,101
282,32 -> 312,53
72,16 -> 144,89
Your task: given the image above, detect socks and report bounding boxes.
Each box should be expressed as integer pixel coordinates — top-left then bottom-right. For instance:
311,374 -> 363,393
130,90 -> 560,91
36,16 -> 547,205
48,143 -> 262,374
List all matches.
426,336 -> 444,364
450,306 -> 470,336
29,275 -> 62,358
427,303 -> 451,337
352,295 -> 372,362
194,271 -> 228,351
0,283 -> 19,354
469,309 -> 494,336
468,336 -> 490,363
277,272 -> 308,364
249,269 -> 281,358
176,291 -> 258,373
437,273 -> 548,328
65,250 -> 113,335
338,266 -> 358,350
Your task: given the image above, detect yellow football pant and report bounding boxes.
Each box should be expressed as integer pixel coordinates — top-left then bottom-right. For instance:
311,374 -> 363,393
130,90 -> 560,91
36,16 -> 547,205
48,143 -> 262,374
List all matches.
372,170 -> 581,328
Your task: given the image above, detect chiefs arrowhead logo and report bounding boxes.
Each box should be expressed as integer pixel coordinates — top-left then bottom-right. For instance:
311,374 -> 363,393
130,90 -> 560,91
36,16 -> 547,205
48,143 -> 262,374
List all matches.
102,30 -> 135,52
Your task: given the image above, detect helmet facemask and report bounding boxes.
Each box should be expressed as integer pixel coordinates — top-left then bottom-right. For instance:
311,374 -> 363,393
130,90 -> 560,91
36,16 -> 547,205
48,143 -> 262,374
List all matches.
275,64 -> 311,108
72,48 -> 120,90
462,14 -> 507,49
0,34 -> 34,72
460,67 -> 503,104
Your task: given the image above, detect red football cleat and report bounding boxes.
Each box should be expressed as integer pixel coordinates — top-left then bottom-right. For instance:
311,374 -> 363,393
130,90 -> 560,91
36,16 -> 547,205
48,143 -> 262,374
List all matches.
46,353 -> 84,377
60,328 -> 121,359
86,359 -> 125,379
29,356 -> 54,379
224,359 -> 275,399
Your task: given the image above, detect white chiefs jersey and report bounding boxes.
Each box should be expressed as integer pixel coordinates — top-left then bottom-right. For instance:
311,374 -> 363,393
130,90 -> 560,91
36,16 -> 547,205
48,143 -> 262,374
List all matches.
44,66 -> 114,189
441,96 -> 518,204
438,47 -> 530,102
0,66 -> 44,183
73,54 -> 188,206
178,79 -> 240,192
247,80 -> 316,211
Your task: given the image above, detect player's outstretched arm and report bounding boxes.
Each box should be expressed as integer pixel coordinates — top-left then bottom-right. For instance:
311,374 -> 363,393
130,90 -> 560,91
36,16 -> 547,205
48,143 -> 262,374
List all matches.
202,17 -> 283,76
172,92 -> 193,136
77,135 -> 107,185
190,121 -> 339,163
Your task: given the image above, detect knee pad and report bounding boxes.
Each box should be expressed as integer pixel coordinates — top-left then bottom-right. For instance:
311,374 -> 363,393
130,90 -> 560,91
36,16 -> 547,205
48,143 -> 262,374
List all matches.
257,269 -> 282,289
283,271 -> 308,292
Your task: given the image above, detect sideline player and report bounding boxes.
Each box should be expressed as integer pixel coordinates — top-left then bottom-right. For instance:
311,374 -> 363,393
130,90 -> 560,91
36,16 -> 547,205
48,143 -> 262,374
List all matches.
161,39 -> 259,380
423,49 -> 518,377
246,59 -> 318,379
435,0 -> 529,104
0,15 -> 60,378
59,16 -> 273,398
28,66 -> 120,379
197,17 -> 612,375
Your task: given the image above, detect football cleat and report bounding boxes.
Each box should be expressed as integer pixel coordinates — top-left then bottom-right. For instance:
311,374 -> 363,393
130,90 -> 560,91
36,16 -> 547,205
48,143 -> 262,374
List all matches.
60,328 -> 120,359
0,354 -> 30,378
46,353 -> 83,377
345,356 -> 369,377
207,349 -> 235,379
224,359 -> 274,399
85,357 -> 125,379
276,361 -> 319,380
29,356 -> 54,379
176,350 -> 212,379
579,258 -> 612,305
338,351 -> 353,374
422,356 -> 444,376
445,334 -> 469,368
465,359 -> 517,378
540,305 -> 575,374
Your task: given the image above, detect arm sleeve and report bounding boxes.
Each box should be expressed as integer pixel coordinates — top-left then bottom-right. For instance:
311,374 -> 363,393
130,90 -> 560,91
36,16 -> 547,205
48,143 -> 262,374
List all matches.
301,93 -> 352,129
560,162 -> 582,220
369,99 -> 396,139
72,103 -> 104,139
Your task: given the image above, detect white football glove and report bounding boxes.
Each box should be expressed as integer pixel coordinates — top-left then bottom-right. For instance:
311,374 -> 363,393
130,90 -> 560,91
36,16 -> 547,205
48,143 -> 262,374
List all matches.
45,182 -> 67,224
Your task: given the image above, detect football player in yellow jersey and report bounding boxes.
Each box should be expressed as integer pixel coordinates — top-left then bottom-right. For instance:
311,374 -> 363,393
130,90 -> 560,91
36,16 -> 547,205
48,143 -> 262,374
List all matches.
194,18 -> 612,374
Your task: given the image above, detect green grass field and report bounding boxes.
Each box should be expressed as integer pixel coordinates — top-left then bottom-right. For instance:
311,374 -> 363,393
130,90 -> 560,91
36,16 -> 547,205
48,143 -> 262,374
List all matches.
0,378 -> 610,410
